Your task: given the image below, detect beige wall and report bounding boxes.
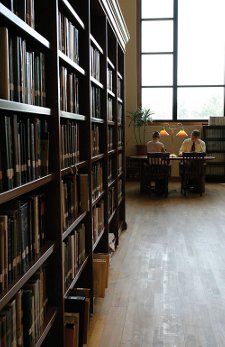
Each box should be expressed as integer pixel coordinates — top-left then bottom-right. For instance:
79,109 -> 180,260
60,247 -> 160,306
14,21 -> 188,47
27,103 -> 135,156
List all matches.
118,0 -> 204,173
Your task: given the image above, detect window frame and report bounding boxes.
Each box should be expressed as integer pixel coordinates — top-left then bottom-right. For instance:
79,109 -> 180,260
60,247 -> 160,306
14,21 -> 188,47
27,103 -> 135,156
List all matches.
138,0 -> 225,122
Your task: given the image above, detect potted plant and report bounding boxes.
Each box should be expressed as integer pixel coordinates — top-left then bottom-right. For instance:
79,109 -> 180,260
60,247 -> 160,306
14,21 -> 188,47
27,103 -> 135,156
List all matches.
127,107 -> 154,155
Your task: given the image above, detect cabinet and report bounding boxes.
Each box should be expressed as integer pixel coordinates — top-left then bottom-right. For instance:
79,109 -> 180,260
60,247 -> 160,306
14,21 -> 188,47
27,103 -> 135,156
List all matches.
0,0 -> 129,345
203,125 -> 225,182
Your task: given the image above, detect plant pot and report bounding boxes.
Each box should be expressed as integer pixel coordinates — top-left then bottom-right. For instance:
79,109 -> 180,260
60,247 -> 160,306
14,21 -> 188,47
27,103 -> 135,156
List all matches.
136,145 -> 147,155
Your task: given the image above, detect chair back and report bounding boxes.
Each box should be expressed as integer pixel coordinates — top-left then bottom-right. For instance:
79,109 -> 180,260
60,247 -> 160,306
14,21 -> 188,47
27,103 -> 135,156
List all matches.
181,152 -> 206,177
147,152 -> 170,177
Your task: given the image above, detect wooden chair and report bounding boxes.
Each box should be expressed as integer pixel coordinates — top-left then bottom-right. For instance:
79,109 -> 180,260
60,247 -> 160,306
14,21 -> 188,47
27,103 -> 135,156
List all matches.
143,152 -> 171,197
180,152 -> 206,196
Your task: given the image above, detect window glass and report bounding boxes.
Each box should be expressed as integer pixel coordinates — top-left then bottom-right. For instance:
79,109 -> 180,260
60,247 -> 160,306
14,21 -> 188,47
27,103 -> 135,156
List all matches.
142,88 -> 173,120
141,0 -> 173,19
142,21 -> 173,52
177,87 -> 224,120
142,55 -> 173,86
178,0 -> 225,85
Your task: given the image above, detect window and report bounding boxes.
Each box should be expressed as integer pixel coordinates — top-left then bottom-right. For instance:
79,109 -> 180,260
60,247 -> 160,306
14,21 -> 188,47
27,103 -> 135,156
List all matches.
140,0 -> 225,121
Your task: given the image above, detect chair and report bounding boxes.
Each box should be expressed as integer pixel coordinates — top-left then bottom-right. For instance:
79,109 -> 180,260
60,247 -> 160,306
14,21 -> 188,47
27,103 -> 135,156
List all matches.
180,152 -> 206,196
142,152 -> 171,197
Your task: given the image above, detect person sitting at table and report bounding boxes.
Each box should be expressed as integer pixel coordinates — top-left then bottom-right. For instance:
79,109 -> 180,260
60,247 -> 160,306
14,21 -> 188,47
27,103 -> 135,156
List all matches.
147,131 -> 165,153
179,129 -> 206,155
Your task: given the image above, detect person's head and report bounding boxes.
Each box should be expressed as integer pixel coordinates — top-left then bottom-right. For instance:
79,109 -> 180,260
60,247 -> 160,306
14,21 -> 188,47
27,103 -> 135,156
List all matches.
152,131 -> 160,140
191,129 -> 201,142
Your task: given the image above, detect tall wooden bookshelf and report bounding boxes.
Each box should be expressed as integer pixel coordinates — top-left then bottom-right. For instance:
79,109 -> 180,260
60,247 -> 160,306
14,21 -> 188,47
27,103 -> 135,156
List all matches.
203,125 -> 225,182
0,0 -> 129,345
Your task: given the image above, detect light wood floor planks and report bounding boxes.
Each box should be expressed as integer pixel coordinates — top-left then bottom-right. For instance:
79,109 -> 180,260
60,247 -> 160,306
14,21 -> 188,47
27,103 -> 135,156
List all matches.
87,182 -> 225,347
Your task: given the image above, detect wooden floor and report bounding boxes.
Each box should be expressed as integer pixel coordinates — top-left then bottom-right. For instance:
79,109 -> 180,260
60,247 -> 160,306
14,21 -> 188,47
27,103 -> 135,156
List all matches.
87,181 -> 225,347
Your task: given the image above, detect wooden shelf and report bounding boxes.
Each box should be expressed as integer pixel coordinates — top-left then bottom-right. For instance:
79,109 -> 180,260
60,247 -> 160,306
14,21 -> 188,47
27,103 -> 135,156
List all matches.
90,34 -> 104,54
91,153 -> 105,162
0,241 -> 56,310
62,212 -> 87,241
33,308 -> 58,347
107,57 -> 115,70
0,99 -> 51,115
64,255 -> 90,297
91,117 -> 105,124
92,191 -> 105,207
0,174 -> 54,205
60,0 -> 85,29
93,228 -> 105,251
91,76 -> 104,89
0,3 -> 50,48
59,51 -> 85,75
61,161 -> 88,176
0,0 -> 128,344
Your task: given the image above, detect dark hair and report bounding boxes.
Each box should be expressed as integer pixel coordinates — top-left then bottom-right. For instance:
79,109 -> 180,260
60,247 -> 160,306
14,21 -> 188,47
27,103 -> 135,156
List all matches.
152,131 -> 160,139
191,129 -> 200,137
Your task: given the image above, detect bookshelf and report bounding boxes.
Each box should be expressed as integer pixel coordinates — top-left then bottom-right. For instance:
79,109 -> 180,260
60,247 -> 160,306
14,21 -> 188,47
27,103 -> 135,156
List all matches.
0,0 -> 129,345
203,125 -> 225,182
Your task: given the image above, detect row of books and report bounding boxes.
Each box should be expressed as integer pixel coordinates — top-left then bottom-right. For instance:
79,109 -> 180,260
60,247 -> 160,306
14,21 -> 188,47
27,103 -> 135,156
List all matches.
206,142 -> 225,152
61,121 -> 80,169
92,162 -> 103,202
108,158 -> 114,184
91,86 -> 101,118
0,267 -> 47,347
2,0 -> 35,28
108,127 -> 113,151
91,124 -> 100,157
61,174 -> 89,232
204,128 -> 225,139
118,127 -> 123,146
108,186 -> 115,218
60,66 -> 79,114
205,153 -> 225,163
118,103 -> 123,123
0,115 -> 49,192
63,224 -> 86,290
118,178 -> 123,200
0,27 -> 46,106
206,165 -> 225,176
107,68 -> 113,91
58,11 -> 79,64
107,97 -> 113,121
90,46 -> 101,81
117,76 -> 122,99
92,201 -> 104,244
0,193 -> 46,293
118,153 -> 123,173
208,116 -> 225,126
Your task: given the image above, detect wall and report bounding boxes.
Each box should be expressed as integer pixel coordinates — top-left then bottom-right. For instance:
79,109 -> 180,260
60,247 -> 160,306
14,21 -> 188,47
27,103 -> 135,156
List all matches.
118,1 -> 204,175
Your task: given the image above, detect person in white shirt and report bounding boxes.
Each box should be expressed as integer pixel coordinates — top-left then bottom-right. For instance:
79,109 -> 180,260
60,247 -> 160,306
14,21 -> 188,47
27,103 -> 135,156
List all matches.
179,129 -> 206,155
147,131 -> 165,153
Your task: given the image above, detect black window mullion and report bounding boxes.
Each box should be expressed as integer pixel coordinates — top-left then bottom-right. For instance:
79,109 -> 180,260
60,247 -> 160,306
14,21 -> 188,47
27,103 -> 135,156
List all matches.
173,0 -> 178,121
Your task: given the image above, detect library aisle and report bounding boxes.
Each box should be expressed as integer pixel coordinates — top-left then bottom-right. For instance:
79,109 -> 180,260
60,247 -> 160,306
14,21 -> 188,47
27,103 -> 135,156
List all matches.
87,181 -> 225,347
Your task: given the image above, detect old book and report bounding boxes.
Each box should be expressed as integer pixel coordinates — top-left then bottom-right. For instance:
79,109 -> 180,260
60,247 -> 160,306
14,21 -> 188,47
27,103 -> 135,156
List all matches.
79,174 -> 89,212
93,258 -> 107,298
0,27 -> 10,100
65,296 -> 85,347
93,253 -> 109,288
64,312 -> 79,347
70,288 -> 90,344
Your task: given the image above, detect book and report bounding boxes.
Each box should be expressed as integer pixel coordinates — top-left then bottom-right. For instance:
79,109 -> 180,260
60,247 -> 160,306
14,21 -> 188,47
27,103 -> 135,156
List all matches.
64,312 -> 79,347
93,258 -> 107,298
65,296 -> 86,347
0,27 -> 10,100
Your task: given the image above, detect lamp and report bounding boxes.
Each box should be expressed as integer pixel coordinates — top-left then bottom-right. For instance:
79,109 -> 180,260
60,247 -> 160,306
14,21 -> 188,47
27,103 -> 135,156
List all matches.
159,123 -> 188,157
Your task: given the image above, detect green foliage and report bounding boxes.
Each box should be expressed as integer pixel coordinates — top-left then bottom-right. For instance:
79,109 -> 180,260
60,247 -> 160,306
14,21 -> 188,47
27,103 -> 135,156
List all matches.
127,107 -> 154,145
